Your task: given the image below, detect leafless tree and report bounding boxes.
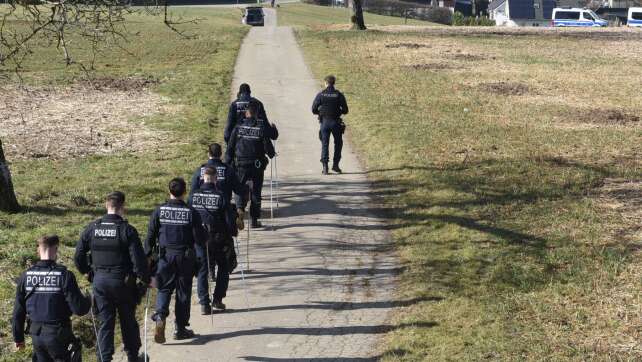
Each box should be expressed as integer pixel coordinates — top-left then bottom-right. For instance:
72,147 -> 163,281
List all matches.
351,0 -> 366,30
0,139 -> 20,212
0,0 -> 198,211
0,0 -> 197,71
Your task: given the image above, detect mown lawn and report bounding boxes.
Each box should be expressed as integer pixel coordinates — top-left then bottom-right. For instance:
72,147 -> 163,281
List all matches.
0,7 -> 247,360
280,4 -> 642,361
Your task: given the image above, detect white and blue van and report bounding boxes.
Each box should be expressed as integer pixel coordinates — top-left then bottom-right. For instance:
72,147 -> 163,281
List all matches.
552,8 -> 608,27
628,7 -> 642,27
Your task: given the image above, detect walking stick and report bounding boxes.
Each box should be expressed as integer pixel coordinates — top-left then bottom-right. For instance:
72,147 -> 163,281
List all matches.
205,236 -> 214,326
234,237 -> 251,311
89,295 -> 105,362
274,140 -> 279,210
143,290 -> 149,361
246,181 -> 252,271
270,161 -> 274,229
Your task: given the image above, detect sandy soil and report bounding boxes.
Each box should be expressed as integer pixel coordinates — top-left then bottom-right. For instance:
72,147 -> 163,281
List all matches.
0,77 -> 179,160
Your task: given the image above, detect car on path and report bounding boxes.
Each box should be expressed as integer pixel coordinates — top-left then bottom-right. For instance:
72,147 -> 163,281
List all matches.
629,7 -> 642,27
552,8 -> 608,27
242,7 -> 265,27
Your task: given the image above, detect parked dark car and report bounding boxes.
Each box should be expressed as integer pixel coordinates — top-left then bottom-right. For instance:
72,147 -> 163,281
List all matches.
243,7 -> 265,26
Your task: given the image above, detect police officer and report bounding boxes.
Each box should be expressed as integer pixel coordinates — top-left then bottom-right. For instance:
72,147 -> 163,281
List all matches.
189,143 -> 246,314
12,235 -> 91,362
189,167 -> 237,314
225,101 -> 278,228
74,191 -> 149,362
144,178 -> 207,343
312,75 -> 349,175
190,143 -> 247,216
224,83 -> 271,144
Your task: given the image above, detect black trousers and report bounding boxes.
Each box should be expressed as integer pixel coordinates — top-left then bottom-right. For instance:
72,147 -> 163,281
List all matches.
153,250 -> 195,328
234,165 -> 265,219
320,119 -> 343,164
196,235 -> 232,304
93,273 -> 140,362
30,322 -> 74,362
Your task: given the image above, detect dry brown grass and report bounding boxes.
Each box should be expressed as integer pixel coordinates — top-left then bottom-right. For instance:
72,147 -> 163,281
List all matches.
295,19 -> 642,360
0,79 -> 181,160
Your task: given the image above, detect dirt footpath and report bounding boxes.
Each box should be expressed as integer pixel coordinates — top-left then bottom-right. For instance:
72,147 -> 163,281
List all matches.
132,8 -> 397,362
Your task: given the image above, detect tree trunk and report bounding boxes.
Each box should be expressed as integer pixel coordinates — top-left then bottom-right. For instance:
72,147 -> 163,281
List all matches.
0,138 -> 20,212
351,0 -> 367,30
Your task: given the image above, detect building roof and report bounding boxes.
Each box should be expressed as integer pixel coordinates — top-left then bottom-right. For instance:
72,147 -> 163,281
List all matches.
489,0 -> 506,11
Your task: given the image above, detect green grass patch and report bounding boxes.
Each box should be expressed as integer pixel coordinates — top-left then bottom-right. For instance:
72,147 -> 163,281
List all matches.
288,5 -> 642,360
0,7 -> 246,360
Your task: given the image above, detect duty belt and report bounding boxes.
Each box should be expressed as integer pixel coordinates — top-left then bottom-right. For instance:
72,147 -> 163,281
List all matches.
92,266 -> 127,274
30,320 -> 71,327
235,158 -> 262,169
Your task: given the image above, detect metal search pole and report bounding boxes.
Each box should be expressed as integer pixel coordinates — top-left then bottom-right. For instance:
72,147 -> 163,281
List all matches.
89,296 -> 105,362
143,290 -> 150,361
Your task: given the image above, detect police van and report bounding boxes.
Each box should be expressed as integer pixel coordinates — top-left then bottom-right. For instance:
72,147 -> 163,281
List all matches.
629,7 -> 642,27
552,8 -> 608,27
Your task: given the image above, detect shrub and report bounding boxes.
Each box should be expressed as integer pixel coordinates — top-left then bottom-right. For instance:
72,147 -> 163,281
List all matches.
426,7 -> 453,25
452,11 -> 496,26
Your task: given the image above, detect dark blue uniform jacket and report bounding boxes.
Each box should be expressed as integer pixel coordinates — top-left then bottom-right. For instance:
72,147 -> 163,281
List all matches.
144,199 -> 207,256
224,117 -> 277,167
224,93 -> 269,143
189,159 -> 247,203
311,86 -> 349,121
74,214 -> 149,283
12,260 -> 90,343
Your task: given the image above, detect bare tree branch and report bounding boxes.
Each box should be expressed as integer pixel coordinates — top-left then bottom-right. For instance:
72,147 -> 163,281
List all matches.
0,0 -> 202,73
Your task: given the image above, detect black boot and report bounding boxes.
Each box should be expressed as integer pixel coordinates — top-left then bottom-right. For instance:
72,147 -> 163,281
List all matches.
332,163 -> 342,174
127,353 -> 148,362
173,326 -> 195,340
322,162 -> 329,175
154,319 -> 166,344
251,218 -> 263,228
213,297 -> 226,311
200,303 -> 212,315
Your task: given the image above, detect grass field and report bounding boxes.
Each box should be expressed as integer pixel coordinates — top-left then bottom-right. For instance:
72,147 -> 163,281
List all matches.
0,7 -> 246,360
280,4 -> 642,361
277,3 -> 433,27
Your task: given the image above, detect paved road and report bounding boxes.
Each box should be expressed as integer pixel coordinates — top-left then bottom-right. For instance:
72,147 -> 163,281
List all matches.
124,9 -> 396,361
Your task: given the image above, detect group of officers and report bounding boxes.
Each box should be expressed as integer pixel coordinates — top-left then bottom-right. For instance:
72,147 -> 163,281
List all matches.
11,76 -> 349,362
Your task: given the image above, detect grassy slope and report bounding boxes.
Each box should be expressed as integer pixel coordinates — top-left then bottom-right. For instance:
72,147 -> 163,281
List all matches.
277,3 -> 432,26
0,8 -> 246,360
280,4 -> 642,361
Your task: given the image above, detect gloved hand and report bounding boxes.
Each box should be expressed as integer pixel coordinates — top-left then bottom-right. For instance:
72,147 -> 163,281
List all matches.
135,282 -> 148,305
86,271 -> 94,283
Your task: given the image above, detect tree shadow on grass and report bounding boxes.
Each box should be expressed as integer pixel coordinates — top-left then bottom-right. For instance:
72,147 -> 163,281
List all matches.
301,157 -> 627,295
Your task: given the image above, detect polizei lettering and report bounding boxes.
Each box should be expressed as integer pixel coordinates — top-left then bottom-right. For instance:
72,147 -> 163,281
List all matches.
159,206 -> 191,225
94,228 -> 117,238
25,270 -> 63,293
192,193 -> 222,211
216,166 -> 226,181
238,126 -> 263,140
